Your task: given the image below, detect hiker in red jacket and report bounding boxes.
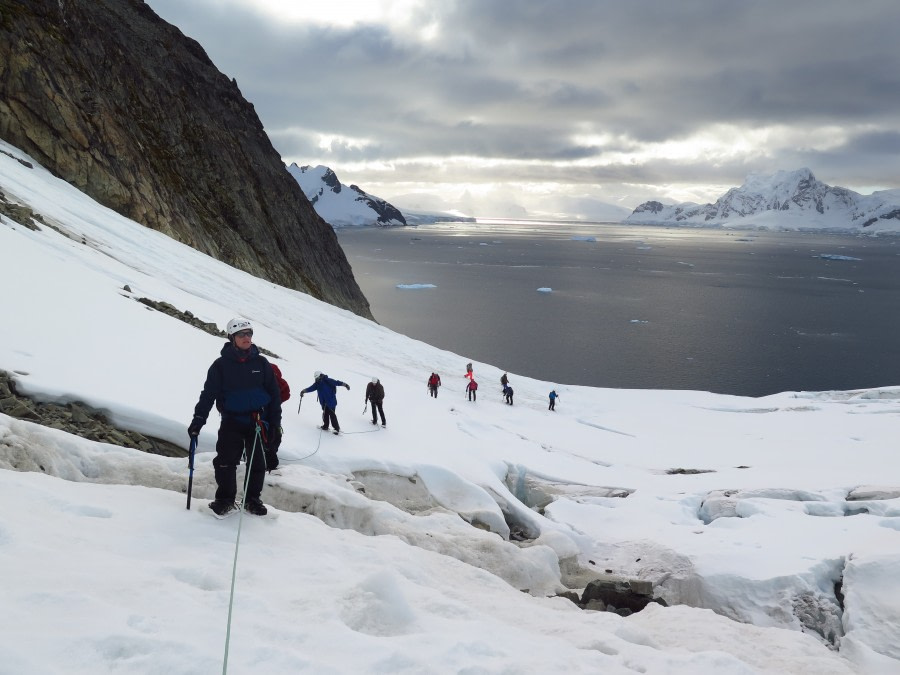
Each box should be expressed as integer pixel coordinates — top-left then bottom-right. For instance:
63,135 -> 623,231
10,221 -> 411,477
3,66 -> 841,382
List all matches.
427,372 -> 441,398
466,378 -> 478,402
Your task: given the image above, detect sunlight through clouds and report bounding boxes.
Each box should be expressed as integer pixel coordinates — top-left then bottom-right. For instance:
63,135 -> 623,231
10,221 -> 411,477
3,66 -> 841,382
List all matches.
145,0 -> 900,218
240,0 -> 427,28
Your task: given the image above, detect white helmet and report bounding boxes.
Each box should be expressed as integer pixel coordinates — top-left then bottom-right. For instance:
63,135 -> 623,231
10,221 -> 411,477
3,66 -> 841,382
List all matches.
371,377 -> 379,384
314,371 -> 323,379
226,317 -> 253,336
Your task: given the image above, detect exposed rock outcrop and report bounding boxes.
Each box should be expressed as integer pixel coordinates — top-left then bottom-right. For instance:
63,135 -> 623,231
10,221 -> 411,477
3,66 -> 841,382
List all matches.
0,0 -> 372,318
0,371 -> 185,457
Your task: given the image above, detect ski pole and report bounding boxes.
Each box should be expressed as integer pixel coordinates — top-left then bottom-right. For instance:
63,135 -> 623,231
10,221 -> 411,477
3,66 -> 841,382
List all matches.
186,436 -> 197,510
297,395 -> 303,414
363,403 -> 368,414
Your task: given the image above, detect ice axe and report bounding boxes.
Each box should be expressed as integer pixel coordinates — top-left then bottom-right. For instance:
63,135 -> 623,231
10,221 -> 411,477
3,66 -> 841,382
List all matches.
186,436 -> 197,510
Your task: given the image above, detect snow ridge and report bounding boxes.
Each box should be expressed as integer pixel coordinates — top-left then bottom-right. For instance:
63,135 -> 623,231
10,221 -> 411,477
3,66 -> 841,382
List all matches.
287,163 -> 407,227
626,168 -> 900,233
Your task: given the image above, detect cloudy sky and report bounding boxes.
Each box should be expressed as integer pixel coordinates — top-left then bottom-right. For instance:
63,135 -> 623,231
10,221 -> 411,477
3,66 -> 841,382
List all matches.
145,0 -> 900,219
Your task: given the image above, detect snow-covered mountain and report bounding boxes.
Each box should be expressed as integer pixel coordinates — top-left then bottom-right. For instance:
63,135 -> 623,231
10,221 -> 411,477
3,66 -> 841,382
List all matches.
287,163 -> 407,227
2,140 -> 900,673
626,169 -> 900,233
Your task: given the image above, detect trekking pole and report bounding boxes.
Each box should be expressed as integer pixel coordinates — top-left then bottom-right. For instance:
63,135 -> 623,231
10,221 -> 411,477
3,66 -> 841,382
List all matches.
186,436 -> 197,510
297,395 -> 303,415
363,403 -> 368,414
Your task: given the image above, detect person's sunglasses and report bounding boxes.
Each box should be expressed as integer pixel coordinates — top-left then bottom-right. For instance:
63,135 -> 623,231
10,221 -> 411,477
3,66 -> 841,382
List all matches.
233,330 -> 253,339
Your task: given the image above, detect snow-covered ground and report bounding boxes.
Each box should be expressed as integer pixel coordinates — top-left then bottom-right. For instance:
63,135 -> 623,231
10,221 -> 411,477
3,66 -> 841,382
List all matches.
1,140 -> 898,673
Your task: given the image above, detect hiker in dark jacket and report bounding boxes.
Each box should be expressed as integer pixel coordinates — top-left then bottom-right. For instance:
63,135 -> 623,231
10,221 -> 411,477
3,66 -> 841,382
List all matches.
301,371 -> 349,433
503,385 -> 514,405
500,372 -> 509,391
365,377 -> 386,427
189,318 -> 282,517
427,372 -> 441,398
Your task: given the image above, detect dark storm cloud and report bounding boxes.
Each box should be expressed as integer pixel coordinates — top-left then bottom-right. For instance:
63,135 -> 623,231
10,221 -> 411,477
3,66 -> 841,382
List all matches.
146,0 -> 900,201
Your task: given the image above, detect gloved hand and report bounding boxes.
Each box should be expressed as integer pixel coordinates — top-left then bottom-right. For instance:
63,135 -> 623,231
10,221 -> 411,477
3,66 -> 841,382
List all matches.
265,448 -> 279,472
268,426 -> 282,452
188,416 -> 204,437
300,391 -> 305,398
344,383 -> 351,390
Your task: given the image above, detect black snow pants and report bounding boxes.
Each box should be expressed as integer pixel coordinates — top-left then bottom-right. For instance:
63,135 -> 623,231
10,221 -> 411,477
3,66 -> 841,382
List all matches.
370,401 -> 386,425
213,417 -> 266,502
321,406 -> 340,431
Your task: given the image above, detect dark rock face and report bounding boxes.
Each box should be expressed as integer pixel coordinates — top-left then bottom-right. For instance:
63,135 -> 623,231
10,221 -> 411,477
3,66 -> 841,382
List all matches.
0,0 -> 372,318
349,183 -> 407,226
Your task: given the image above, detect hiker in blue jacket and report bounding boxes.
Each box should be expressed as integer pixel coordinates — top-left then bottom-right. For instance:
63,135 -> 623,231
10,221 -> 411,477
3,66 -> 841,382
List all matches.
549,389 -> 559,411
301,371 -> 350,434
189,318 -> 282,517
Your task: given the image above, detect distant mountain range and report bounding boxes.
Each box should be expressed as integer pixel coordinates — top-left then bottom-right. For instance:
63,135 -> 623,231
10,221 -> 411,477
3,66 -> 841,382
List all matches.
625,169 -> 900,233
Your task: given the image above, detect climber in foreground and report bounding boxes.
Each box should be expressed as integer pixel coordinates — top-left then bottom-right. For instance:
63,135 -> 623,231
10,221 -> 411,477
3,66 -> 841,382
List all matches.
188,318 -> 282,517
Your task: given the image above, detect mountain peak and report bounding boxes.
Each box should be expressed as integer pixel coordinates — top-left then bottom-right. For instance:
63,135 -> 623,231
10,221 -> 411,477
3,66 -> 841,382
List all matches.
287,164 -> 406,227
626,169 -> 900,232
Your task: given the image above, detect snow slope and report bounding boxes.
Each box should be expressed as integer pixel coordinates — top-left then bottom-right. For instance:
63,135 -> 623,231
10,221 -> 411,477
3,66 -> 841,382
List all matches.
1,140 -> 899,673
626,169 -> 900,234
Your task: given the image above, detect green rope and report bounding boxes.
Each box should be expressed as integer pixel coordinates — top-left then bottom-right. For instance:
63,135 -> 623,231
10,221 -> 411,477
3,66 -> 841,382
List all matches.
221,424 -> 262,674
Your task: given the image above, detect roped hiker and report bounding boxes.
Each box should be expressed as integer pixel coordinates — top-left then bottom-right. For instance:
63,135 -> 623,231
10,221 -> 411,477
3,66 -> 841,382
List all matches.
427,372 -> 442,398
549,389 -> 559,411
188,318 -> 282,518
500,372 -> 509,391
301,371 -> 350,434
503,384 -> 514,405
365,377 -> 386,427
466,378 -> 478,402
465,362 -> 474,381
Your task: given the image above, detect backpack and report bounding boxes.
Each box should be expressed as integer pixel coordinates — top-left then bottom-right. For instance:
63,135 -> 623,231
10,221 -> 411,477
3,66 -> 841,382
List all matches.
271,364 -> 291,402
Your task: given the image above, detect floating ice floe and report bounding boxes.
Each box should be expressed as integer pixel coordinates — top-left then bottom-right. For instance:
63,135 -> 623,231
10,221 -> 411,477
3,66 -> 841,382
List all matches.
814,254 -> 862,261
630,319 -> 649,324
396,283 -> 437,290
571,236 -> 597,242
536,287 -> 553,293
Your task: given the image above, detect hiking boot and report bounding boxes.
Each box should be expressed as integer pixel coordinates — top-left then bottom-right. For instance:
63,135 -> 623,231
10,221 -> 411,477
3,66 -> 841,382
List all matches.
244,498 -> 268,516
209,500 -> 237,517
371,419 -> 377,425
319,425 -> 330,431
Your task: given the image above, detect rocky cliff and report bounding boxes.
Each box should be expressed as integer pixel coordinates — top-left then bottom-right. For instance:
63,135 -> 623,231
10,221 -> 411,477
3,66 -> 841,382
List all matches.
0,0 -> 371,318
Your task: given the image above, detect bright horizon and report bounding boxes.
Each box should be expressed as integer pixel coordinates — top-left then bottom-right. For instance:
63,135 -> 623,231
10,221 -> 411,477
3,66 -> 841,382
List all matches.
144,0 -> 900,220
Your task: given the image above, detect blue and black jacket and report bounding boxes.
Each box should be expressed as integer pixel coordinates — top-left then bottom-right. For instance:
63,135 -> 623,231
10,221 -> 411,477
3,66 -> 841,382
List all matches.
194,342 -> 282,429
302,375 -> 346,410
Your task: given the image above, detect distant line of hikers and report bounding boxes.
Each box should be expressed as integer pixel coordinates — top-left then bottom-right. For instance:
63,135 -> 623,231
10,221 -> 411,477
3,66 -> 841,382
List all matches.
189,318 -> 559,518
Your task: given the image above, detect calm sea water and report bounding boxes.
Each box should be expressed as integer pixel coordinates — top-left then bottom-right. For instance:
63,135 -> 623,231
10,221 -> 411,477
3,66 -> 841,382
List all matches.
337,221 -> 900,397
